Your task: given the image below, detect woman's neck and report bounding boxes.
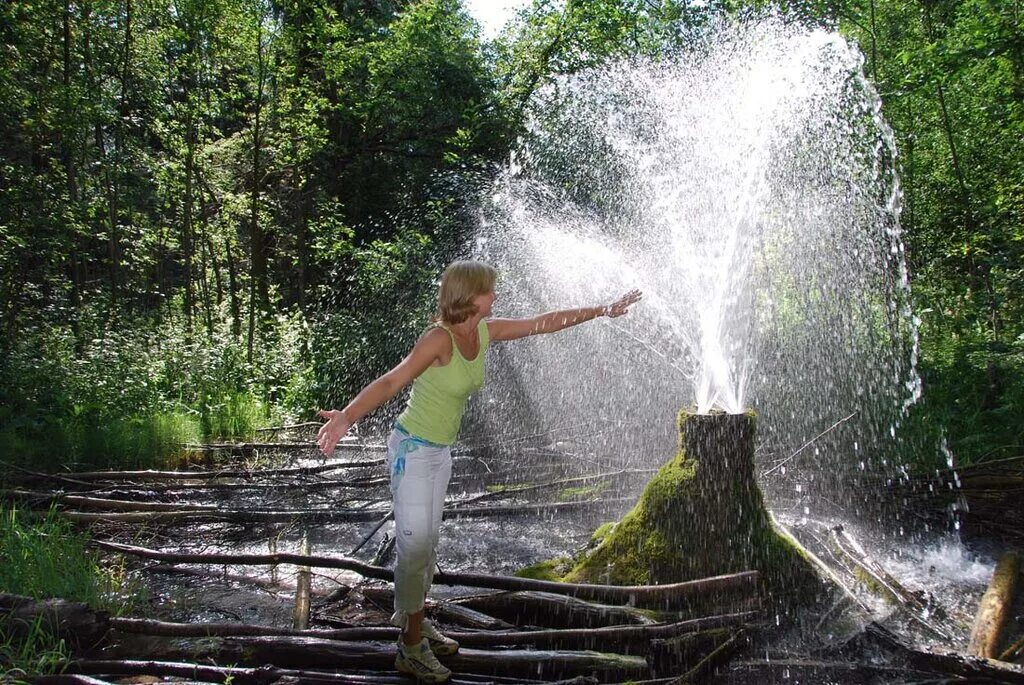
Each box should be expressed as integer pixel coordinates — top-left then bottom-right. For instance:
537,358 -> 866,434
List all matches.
447,316 -> 480,337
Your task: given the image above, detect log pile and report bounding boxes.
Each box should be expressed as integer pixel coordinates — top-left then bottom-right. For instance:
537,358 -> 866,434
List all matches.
7,434 -> 1024,683
897,454 -> 1024,546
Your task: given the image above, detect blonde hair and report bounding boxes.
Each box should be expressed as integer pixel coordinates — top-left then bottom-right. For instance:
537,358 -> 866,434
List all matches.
436,260 -> 497,324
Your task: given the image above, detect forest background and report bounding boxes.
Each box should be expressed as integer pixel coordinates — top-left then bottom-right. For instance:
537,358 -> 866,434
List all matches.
1,0 -> 1021,472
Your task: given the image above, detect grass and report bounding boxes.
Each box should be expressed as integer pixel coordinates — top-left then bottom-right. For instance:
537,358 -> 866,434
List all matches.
0,391 -> 268,474
0,505 -> 143,678
0,505 -> 140,613
201,390 -> 267,442
0,615 -> 70,681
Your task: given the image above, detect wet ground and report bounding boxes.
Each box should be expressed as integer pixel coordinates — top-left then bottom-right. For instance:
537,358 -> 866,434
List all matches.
64,426 -> 1023,683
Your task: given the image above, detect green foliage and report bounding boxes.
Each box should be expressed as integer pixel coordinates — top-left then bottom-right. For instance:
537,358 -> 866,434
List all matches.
0,505 -> 139,614
0,304 -> 304,471
0,505 -> 141,678
832,0 -> 1024,465
1,0 -> 1021,474
307,230 -> 441,431
0,615 -> 70,681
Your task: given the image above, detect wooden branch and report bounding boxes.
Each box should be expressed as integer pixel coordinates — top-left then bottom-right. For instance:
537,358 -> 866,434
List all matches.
0,593 -> 110,648
423,588 -> 660,629
183,442 -> 386,453
28,676 -> 120,685
768,513 -> 872,615
968,550 -> 1020,658
452,613 -> 759,650
57,497 -> 632,524
66,659 -> 586,685
431,602 -> 517,632
669,627 -> 747,684
76,476 -> 389,495
57,459 -> 385,482
762,411 -> 858,477
109,612 -> 757,651
110,617 -> 397,640
212,637 -> 651,681
254,422 -> 321,432
864,621 -> 1024,684
1001,632 -> 1024,663
829,526 -> 951,640
92,540 -> 759,608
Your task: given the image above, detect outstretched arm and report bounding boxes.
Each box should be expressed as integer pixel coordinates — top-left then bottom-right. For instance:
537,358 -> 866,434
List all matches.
316,328 -> 449,455
489,289 -> 642,342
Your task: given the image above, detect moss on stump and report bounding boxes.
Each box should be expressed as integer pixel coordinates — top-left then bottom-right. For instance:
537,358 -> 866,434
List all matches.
562,409 -> 820,607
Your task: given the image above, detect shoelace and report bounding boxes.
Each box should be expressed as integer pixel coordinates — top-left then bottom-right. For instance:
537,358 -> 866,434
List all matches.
412,642 -> 444,670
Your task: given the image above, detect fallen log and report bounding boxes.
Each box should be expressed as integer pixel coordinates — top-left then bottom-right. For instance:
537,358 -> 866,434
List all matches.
864,621 -> 1024,684
768,514 -> 872,615
0,593 -> 110,648
58,497 -> 631,524
968,550 -> 1020,659
1002,633 -> 1024,663
451,612 -> 759,651
95,540 -> 759,608
829,526 -> 950,640
66,659 -> 591,685
430,602 -> 517,631
109,611 -> 758,652
23,476 -> 391,497
56,460 -> 385,482
668,628 -> 747,684
212,637 -> 651,681
28,676 -> 120,685
110,617 -> 397,640
719,658 -> 939,684
6,491 -> 220,512
363,587 -> 658,629
183,441 -> 386,453
450,470 -> 655,508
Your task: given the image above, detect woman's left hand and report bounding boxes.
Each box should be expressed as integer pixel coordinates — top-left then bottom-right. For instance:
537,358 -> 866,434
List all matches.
604,289 -> 643,318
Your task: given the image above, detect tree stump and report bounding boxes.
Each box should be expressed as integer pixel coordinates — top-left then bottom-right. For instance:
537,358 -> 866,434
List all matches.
563,409 -> 820,608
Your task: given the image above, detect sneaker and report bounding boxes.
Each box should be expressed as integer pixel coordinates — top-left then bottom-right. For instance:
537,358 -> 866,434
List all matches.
395,638 -> 451,683
421,618 -> 460,656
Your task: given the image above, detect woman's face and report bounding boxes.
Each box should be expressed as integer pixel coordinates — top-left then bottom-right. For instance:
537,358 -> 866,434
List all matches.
473,289 -> 496,318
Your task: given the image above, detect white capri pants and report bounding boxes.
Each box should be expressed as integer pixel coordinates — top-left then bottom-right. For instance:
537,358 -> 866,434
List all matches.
386,426 -> 452,628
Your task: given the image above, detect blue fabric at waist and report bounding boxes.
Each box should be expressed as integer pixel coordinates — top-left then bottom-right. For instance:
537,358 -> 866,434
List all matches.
394,421 -> 450,449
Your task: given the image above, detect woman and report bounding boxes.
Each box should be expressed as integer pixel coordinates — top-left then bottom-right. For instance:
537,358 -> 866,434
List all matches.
317,260 -> 641,683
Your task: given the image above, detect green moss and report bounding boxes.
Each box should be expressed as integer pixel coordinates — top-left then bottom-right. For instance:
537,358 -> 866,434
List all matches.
559,409 -> 821,607
515,557 -> 574,581
557,480 -> 610,501
563,453 -> 696,586
485,483 -> 529,493
591,521 -> 617,543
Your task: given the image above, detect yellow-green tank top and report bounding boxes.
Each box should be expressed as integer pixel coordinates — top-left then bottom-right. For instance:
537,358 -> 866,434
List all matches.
397,319 -> 489,445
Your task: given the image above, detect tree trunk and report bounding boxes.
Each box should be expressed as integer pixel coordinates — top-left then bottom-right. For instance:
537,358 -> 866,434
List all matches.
565,410 -> 819,609
183,105 -> 196,335
247,16 -> 268,364
0,593 -> 110,649
968,550 -> 1020,659
225,236 -> 242,337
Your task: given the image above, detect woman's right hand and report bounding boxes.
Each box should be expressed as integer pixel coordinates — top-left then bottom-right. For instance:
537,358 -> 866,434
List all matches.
317,409 -> 352,456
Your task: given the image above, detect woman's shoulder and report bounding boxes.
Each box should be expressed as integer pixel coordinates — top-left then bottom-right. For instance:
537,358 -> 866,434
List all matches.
418,325 -> 453,348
